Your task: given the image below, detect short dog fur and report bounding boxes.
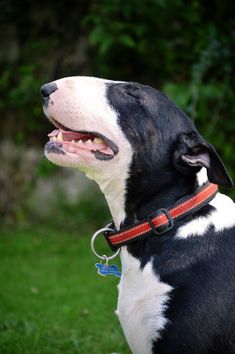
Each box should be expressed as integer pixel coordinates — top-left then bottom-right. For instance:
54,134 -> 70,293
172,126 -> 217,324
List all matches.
41,77 -> 235,354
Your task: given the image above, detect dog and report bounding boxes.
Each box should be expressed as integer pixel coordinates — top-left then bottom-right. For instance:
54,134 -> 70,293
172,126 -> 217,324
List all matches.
41,77 -> 235,354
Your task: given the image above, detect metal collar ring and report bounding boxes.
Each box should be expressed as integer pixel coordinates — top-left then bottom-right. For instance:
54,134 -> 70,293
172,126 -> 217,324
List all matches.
91,227 -> 120,261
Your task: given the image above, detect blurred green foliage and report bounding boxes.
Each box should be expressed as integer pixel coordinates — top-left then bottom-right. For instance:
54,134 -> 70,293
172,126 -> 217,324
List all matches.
0,0 -> 234,195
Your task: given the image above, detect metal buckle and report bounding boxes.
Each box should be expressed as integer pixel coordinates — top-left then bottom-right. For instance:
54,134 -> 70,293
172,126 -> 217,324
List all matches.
147,208 -> 174,235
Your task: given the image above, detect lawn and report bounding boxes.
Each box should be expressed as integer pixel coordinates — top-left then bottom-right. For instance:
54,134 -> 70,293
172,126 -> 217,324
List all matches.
0,225 -> 130,354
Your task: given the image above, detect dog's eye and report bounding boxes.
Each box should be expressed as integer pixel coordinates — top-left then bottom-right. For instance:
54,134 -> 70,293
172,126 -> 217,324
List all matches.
125,91 -> 140,100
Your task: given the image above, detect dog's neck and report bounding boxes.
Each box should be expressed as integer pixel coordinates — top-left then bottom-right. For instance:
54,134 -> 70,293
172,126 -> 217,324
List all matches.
125,178 -> 197,228
98,169 -> 208,230
86,170 -> 128,229
136,168 -> 208,221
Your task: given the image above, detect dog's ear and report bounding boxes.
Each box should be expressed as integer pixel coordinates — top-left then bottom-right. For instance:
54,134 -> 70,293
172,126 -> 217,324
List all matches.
173,132 -> 233,188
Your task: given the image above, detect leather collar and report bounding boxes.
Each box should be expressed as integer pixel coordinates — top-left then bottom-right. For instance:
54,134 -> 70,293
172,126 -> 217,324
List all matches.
104,182 -> 218,251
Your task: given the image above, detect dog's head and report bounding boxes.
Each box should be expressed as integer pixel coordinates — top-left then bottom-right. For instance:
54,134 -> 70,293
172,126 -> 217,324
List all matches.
41,76 -> 233,226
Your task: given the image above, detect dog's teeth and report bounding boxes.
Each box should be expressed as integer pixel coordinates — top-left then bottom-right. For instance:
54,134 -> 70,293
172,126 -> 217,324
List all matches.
71,140 -> 75,143
87,139 -> 92,144
57,131 -> 63,141
94,137 -> 103,144
52,137 -> 57,141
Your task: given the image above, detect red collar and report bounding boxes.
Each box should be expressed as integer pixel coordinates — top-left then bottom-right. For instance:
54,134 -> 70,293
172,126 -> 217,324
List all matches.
104,182 -> 218,250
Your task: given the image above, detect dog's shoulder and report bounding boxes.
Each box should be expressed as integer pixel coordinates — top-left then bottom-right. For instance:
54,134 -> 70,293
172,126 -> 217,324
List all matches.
154,192 -> 235,283
151,192 -> 235,353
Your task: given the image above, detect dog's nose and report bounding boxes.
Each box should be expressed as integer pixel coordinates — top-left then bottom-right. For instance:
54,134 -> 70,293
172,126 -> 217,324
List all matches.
41,82 -> 58,98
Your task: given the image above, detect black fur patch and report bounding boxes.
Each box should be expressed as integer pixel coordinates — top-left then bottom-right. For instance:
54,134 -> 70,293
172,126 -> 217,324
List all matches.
107,82 -> 197,220
44,141 -> 65,155
91,150 -> 114,161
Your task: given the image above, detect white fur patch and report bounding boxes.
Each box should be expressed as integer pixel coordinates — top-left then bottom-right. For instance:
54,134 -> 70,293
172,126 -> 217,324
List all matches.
196,167 -> 208,187
44,76 -> 133,228
177,192 -> 235,239
177,168 -> 235,239
116,247 -> 173,354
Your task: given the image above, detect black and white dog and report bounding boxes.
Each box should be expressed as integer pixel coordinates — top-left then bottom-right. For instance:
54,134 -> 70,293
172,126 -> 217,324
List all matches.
41,77 -> 235,354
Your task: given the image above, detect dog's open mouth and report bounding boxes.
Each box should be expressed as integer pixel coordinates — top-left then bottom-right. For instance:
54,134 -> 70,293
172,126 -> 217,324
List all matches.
46,123 -> 119,161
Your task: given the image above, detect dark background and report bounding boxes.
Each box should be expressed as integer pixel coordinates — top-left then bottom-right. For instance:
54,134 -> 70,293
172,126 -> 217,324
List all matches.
1,0 -> 235,227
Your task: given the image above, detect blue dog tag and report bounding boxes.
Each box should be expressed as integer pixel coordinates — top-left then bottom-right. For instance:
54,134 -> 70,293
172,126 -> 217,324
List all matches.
95,263 -> 121,277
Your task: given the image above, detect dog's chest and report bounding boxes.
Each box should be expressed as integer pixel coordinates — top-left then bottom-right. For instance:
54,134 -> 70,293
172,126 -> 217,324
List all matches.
116,248 -> 172,354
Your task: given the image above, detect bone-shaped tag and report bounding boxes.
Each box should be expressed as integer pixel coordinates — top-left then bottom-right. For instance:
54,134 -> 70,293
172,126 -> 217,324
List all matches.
95,263 -> 121,277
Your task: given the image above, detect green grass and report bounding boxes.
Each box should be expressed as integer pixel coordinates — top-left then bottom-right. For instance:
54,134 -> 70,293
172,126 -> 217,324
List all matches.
0,226 -> 130,354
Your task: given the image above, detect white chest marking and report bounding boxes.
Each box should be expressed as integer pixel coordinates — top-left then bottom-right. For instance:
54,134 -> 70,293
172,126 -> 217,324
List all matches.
116,248 -> 173,354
